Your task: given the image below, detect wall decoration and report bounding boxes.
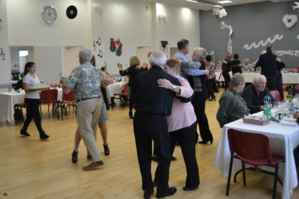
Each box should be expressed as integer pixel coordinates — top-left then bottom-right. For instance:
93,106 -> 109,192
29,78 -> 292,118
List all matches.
116,43 -> 123,57
292,2 -> 299,11
220,21 -> 233,52
66,5 -> 78,19
0,19 -> 3,29
110,38 -> 116,52
219,9 -> 227,19
159,41 -> 169,54
96,37 -> 101,46
93,40 -> 96,51
0,48 -> 6,61
110,38 -> 123,56
243,34 -> 283,50
282,14 -> 298,29
98,49 -> 103,58
276,50 -> 299,57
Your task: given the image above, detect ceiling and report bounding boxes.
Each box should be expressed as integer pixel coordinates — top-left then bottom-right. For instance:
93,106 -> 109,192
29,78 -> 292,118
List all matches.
139,0 -> 291,10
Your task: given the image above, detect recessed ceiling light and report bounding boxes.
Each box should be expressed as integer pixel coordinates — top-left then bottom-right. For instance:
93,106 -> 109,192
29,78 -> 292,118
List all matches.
218,0 -> 232,4
186,0 -> 198,2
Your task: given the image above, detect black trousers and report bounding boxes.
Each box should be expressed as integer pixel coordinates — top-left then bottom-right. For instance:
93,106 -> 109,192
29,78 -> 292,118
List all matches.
222,70 -> 230,90
129,89 -> 134,114
192,92 -> 213,142
266,76 -> 277,91
101,87 -> 109,110
22,98 -> 44,134
154,122 -> 199,189
133,111 -> 171,196
206,78 -> 216,99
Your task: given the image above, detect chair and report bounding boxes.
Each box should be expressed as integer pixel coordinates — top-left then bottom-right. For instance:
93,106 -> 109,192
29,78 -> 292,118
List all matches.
59,90 -> 77,121
270,90 -> 281,102
39,89 -> 58,118
295,85 -> 299,93
226,129 -> 284,199
14,100 -> 27,124
114,83 -> 129,110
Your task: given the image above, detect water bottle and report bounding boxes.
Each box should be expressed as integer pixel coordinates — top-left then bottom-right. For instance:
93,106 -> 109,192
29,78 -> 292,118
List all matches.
263,94 -> 271,118
40,79 -> 44,85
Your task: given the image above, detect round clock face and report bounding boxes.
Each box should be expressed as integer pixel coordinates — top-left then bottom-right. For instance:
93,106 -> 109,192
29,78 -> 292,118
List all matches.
41,6 -> 57,24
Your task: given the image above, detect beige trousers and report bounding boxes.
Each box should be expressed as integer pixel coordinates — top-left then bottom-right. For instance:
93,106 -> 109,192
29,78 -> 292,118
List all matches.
77,97 -> 103,162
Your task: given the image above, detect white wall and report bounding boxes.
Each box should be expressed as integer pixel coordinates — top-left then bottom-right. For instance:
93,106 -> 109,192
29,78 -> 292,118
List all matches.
10,47 -> 19,70
34,46 -> 64,84
0,0 -> 11,91
101,0 -> 153,74
7,0 -> 90,46
155,4 -> 200,60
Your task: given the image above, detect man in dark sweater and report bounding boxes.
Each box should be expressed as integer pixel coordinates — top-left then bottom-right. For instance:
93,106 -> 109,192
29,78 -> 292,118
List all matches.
241,74 -> 275,114
222,51 -> 232,90
131,51 -> 179,199
255,45 -> 277,91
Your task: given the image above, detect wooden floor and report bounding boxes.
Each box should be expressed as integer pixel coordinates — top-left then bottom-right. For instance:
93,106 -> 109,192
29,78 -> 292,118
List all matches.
0,87 -> 298,199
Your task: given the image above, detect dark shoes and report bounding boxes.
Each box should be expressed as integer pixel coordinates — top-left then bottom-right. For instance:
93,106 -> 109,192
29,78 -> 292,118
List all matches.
72,151 -> 78,163
183,186 -> 198,191
208,98 -> 216,101
156,187 -> 177,198
40,131 -> 49,140
82,160 -> 104,171
20,129 -> 30,137
103,144 -> 110,156
144,189 -> 154,199
198,138 -> 213,144
129,112 -> 134,119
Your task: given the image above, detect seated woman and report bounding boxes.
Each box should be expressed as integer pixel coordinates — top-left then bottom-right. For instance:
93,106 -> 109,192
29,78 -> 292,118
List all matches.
217,73 -> 250,128
154,58 -> 199,191
14,72 -> 24,90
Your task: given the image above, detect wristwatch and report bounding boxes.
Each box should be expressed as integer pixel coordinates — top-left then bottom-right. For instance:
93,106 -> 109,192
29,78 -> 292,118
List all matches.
172,85 -> 176,91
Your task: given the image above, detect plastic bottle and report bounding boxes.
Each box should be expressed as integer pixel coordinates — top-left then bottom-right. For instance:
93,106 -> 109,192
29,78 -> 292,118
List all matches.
40,80 -> 44,85
263,94 -> 271,118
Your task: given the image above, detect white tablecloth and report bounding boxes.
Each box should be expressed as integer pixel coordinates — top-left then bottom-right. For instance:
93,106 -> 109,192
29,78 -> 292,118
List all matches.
215,112 -> 299,199
107,82 -> 123,96
0,88 -> 63,125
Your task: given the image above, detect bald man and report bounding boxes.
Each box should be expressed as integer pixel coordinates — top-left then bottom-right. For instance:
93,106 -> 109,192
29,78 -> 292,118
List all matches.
241,74 -> 275,114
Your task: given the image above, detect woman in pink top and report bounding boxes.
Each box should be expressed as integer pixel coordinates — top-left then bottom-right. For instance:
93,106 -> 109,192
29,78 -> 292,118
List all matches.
154,58 -> 200,191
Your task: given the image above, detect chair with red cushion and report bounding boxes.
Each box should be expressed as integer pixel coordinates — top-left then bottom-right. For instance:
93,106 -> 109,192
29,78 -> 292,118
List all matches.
270,90 -> 281,102
58,90 -> 77,121
226,129 -> 284,199
295,85 -> 299,93
114,83 -> 129,110
39,89 -> 58,118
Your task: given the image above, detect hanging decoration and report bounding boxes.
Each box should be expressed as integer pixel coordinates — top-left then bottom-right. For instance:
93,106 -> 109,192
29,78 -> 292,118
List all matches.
116,43 -> 123,57
213,7 -> 220,20
219,9 -> 227,19
93,40 -> 97,51
110,38 -> 116,52
282,14 -> 298,29
220,21 -> 233,52
292,2 -> 299,11
96,37 -> 101,46
0,19 -> 3,29
0,48 -> 6,61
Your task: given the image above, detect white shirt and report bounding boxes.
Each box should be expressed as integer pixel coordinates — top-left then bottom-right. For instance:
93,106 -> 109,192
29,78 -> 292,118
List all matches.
23,73 -> 40,99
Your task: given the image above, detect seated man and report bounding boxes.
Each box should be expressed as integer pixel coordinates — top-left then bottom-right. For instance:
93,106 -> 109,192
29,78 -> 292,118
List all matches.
241,74 -> 275,114
242,58 -> 252,71
217,73 -> 249,128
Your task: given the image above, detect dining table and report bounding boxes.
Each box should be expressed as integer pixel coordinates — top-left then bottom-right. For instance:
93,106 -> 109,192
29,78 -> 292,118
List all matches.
215,112 -> 299,199
0,88 -> 63,125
